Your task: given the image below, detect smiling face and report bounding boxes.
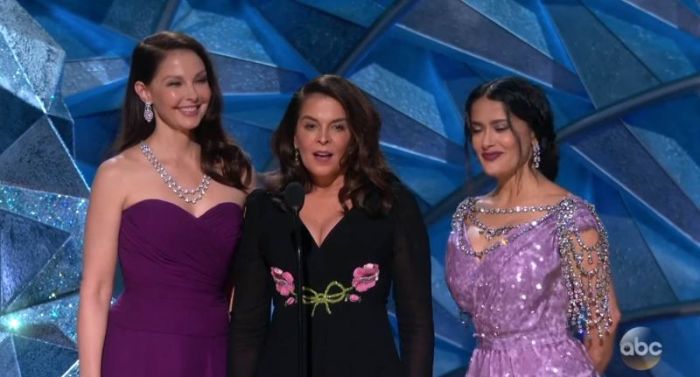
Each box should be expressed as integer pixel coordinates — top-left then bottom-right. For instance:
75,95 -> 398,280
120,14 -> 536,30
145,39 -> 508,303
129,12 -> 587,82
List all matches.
294,93 -> 352,186
135,48 -> 211,133
468,96 -> 536,180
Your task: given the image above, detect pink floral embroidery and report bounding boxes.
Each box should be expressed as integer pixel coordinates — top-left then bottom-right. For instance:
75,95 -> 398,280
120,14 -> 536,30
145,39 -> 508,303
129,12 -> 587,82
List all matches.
271,267 -> 294,297
270,263 -> 380,315
352,263 -> 380,292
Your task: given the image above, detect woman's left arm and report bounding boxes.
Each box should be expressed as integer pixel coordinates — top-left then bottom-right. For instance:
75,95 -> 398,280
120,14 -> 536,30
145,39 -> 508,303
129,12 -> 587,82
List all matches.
563,202 -> 621,374
576,228 -> 621,373
391,188 -> 434,377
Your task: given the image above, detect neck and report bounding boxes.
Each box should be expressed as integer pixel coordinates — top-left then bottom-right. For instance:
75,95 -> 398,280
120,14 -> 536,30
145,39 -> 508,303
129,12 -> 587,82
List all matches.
491,166 -> 542,206
145,122 -> 198,162
310,174 -> 345,197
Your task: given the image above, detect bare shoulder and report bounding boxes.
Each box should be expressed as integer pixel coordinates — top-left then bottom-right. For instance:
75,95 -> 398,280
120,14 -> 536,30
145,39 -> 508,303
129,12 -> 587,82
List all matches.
538,182 -> 570,204
244,168 -> 258,193
91,147 -> 144,204
230,165 -> 258,201
94,157 -> 125,187
95,148 -> 140,182
205,166 -> 257,207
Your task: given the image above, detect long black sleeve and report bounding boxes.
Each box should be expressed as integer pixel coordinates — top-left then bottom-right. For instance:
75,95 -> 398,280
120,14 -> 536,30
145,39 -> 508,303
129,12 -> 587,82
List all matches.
391,186 -> 434,377
229,190 -> 271,377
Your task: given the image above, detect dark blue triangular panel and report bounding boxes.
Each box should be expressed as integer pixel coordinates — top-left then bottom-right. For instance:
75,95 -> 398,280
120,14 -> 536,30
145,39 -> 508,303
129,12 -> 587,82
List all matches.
0,210 -> 69,311
0,117 -> 88,197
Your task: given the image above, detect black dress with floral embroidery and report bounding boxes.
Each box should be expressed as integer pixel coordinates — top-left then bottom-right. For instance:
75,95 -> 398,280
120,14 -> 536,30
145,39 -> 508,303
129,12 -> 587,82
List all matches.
229,184 -> 434,377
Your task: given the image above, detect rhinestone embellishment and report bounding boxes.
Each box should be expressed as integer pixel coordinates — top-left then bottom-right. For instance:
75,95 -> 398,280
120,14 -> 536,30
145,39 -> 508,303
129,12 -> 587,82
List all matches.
139,141 -> 211,204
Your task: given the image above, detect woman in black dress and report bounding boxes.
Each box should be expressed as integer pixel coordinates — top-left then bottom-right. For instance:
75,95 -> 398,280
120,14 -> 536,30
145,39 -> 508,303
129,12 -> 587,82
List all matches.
229,75 -> 434,377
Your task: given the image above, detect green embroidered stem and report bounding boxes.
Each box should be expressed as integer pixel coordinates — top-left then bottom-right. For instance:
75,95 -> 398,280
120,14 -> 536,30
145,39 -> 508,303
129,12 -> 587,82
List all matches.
295,281 -> 354,316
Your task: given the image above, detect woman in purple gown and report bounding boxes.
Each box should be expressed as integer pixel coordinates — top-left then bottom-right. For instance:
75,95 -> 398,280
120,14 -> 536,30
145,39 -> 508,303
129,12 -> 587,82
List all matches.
446,77 -> 621,376
77,31 -> 253,377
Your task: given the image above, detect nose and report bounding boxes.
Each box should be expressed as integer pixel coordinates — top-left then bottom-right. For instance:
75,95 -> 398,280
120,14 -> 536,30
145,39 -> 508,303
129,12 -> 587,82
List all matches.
480,128 -> 495,149
185,82 -> 200,101
317,127 -> 329,145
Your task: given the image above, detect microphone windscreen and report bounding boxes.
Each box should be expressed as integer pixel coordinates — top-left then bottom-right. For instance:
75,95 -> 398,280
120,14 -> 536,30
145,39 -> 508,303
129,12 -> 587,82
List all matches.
283,181 -> 305,211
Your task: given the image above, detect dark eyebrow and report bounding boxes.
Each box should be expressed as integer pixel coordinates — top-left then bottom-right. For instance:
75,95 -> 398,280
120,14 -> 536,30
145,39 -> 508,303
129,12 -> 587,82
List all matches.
469,118 -> 509,127
162,70 -> 207,81
298,115 -> 347,123
298,115 -> 319,123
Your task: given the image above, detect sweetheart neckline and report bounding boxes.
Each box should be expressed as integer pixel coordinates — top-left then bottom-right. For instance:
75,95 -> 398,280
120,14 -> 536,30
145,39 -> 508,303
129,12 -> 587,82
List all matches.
122,198 -> 242,220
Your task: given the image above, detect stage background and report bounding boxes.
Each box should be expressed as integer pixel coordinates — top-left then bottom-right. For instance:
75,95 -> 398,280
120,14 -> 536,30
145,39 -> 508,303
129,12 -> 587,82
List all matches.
0,0 -> 699,376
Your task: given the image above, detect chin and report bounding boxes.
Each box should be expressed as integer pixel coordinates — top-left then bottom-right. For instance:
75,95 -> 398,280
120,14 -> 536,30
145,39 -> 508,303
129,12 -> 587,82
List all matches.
481,165 -> 509,179
177,119 -> 204,130
307,169 -> 335,179
306,168 -> 342,184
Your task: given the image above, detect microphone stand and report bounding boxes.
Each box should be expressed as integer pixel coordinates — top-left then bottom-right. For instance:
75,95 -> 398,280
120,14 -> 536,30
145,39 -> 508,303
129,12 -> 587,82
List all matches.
290,206 -> 308,377
283,182 -> 307,377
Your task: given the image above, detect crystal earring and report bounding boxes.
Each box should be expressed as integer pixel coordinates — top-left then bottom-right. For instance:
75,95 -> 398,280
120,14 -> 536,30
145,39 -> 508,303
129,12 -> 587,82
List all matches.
144,102 -> 154,123
532,142 -> 541,169
294,148 -> 300,165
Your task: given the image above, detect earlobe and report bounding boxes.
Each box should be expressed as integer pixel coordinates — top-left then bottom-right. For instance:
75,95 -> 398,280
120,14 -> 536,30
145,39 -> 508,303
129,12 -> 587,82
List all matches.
134,81 -> 151,103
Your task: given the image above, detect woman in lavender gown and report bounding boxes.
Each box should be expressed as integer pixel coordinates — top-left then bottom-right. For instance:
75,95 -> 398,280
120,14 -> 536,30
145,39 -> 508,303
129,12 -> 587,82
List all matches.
77,31 -> 253,377
446,77 -> 621,376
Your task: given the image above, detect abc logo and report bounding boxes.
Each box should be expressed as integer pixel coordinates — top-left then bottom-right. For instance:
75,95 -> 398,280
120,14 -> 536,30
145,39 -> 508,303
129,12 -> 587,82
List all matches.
619,326 -> 662,370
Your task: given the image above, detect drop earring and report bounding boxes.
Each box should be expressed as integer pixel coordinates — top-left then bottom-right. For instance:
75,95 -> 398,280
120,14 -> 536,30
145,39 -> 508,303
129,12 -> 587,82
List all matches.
144,102 -> 154,123
532,142 -> 541,169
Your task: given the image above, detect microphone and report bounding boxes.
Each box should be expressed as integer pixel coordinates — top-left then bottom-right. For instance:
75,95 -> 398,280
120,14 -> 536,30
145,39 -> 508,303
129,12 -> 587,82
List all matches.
282,181 -> 308,377
283,181 -> 305,213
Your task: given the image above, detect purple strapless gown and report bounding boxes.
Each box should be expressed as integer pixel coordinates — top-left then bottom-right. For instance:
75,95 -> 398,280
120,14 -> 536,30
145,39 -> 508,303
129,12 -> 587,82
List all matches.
101,199 -> 242,377
446,196 -> 600,377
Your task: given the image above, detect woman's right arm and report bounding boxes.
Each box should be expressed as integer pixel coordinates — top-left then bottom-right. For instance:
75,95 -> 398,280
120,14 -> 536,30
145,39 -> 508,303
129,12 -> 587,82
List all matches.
78,160 -> 126,377
229,190 -> 272,377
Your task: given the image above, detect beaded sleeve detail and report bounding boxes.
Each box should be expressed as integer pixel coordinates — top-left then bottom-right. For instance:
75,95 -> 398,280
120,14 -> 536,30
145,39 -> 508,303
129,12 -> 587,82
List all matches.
556,198 -> 614,339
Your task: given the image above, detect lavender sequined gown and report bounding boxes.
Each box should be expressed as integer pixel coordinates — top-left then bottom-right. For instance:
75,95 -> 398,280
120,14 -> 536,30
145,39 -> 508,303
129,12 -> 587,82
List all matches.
446,196 -> 602,377
101,199 -> 242,377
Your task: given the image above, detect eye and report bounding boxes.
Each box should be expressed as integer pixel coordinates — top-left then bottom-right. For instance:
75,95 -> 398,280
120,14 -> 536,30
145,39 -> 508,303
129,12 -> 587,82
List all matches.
470,125 -> 483,133
167,81 -> 182,87
331,123 -> 347,131
303,122 -> 317,130
494,123 -> 510,132
195,77 -> 208,84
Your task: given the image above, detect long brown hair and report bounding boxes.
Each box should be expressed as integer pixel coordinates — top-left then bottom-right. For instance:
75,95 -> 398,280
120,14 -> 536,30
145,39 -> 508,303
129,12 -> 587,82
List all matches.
271,75 -> 395,216
114,31 -> 251,189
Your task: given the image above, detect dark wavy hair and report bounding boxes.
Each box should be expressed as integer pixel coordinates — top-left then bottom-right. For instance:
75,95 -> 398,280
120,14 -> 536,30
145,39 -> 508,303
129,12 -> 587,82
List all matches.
114,31 -> 251,189
271,75 -> 395,216
464,76 -> 559,180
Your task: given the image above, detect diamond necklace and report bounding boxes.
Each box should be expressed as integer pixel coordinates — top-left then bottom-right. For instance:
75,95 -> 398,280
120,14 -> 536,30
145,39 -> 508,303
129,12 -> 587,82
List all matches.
139,141 -> 211,204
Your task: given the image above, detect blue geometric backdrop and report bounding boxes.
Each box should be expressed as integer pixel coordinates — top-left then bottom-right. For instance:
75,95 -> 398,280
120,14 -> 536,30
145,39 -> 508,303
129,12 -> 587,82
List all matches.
0,0 -> 699,376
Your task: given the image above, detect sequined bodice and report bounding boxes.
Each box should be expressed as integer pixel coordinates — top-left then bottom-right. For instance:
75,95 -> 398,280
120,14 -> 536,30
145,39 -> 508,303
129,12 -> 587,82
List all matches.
447,207 -> 569,340
445,196 -> 609,376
